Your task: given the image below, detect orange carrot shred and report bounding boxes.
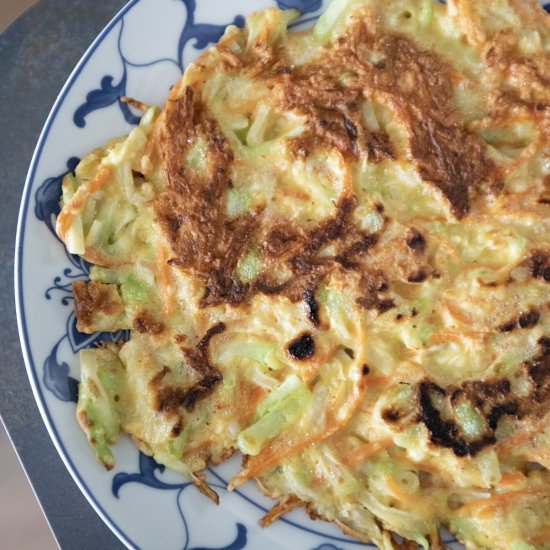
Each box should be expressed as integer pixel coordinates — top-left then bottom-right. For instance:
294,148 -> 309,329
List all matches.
341,439 -> 393,467
157,244 -> 173,317
57,165 -> 111,239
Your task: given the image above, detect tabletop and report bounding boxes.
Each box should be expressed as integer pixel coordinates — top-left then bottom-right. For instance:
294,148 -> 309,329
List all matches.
0,1 -> 126,547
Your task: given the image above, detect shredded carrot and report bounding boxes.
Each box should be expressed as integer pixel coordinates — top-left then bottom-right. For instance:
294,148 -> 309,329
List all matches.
229,404 -> 367,490
238,384 -> 268,424
259,496 -> 302,528
228,319 -> 370,490
299,362 -> 321,382
361,375 -> 391,389
496,429 -> 535,453
337,151 -> 352,194
120,95 -> 149,112
429,329 -> 491,345
385,475 -> 412,504
88,166 -> 111,193
341,439 -> 393,467
441,299 -> 474,325
157,244 -> 173,317
430,235 -> 462,262
229,420 -> 345,490
496,472 -> 526,487
57,165 -> 111,239
454,489 -> 549,519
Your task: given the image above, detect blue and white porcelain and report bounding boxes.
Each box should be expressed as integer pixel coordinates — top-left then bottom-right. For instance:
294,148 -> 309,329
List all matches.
15,1 -> 550,548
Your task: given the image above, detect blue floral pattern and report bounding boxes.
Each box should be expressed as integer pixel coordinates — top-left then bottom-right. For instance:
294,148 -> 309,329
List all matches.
74,0 -> 245,129
113,453 -> 248,550
72,0 -> 323,129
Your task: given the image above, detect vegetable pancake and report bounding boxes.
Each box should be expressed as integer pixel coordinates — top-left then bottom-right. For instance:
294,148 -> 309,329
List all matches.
56,0 -> 550,548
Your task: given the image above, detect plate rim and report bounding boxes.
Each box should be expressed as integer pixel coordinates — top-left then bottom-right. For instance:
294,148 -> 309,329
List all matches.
14,1 -> 140,548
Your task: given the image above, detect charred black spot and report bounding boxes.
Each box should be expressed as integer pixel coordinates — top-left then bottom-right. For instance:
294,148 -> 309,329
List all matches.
407,270 -> 427,283
518,309 -> 540,329
499,309 -> 540,332
344,348 -> 355,359
375,202 -> 384,213
170,419 -> 183,438
539,336 -> 550,353
417,382 -> 461,452
526,337 -> 550,404
528,252 -> 550,280
343,116 -> 358,140
382,408 -> 401,422
361,364 -> 370,375
254,277 -> 290,295
498,321 -> 516,333
395,313 -> 403,321
411,307 -> 418,317
288,333 -> 315,360
377,299 -> 395,313
181,387 -> 209,411
406,229 -> 426,253
417,380 -> 503,457
487,401 -> 518,430
303,287 -> 320,327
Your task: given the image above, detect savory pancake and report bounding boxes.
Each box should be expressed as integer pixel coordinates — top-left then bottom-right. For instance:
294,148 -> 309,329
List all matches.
56,0 -> 550,547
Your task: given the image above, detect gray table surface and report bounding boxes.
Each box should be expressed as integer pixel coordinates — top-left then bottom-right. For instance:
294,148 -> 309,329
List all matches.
0,1 -> 126,547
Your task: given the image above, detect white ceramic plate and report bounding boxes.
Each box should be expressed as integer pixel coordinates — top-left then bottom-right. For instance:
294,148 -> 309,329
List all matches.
14,1 -> 550,549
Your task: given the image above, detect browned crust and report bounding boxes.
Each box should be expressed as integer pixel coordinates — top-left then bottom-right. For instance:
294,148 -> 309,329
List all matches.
416,337 -> 550,456
259,495 -> 303,528
151,20 -> 496,314
152,322 -> 226,414
526,250 -> 550,282
369,34 -> 497,218
133,311 -> 165,335
154,94 -> 382,310
155,86 -> 260,308
72,280 -> 123,332
282,68 -> 394,162
277,27 -> 496,218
